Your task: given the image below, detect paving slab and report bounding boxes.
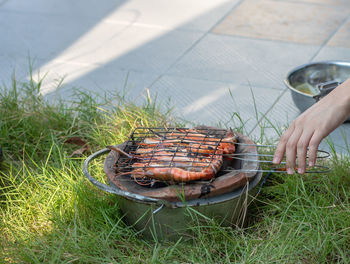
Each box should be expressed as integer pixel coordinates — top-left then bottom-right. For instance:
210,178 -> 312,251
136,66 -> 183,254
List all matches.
167,33 -> 320,88
42,62 -> 159,105
326,16 -> 350,48
0,8 -> 115,70
101,0 -> 239,32
285,0 -> 350,4
213,0 -> 349,44
313,47 -> 350,62
320,123 -> 350,155
312,17 -> 350,72
149,75 -> 284,133
1,0 -> 238,32
249,89 -> 301,141
1,0 -> 124,18
0,55 -> 30,88
44,26 -> 203,73
0,5 -> 204,97
32,27 -> 203,98
1,0 -> 214,98
0,7 -> 203,73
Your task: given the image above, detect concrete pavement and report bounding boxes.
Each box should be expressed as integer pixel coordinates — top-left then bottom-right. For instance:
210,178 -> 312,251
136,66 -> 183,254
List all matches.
1,0 -> 350,153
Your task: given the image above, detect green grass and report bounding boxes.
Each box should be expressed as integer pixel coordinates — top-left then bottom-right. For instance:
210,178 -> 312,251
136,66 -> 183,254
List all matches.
1,74 -> 350,263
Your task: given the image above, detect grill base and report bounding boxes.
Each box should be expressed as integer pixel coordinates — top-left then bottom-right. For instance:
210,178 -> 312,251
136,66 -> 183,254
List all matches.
116,169 -> 262,241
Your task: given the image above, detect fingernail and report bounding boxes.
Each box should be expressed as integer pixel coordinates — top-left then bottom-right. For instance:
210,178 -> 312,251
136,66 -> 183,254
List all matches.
298,168 -> 303,174
287,168 -> 293,174
273,157 -> 278,164
309,161 -> 314,167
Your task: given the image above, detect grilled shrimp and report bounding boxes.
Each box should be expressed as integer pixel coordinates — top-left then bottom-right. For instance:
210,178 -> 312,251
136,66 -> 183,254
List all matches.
130,151 -> 223,182
109,128 -> 236,183
110,146 -> 223,182
138,128 -> 237,157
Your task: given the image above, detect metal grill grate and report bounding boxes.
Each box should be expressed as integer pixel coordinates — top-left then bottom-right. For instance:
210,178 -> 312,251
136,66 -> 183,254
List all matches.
117,127 -> 230,170
108,127 -> 331,187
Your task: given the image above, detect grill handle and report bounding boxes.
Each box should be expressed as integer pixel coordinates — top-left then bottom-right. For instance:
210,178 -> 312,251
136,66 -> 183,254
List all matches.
83,148 -> 171,207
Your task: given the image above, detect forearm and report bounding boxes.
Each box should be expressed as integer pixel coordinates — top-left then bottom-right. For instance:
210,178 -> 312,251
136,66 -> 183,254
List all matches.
323,78 -> 350,110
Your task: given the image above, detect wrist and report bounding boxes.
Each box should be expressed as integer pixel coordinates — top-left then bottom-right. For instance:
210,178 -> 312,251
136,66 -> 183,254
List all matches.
329,78 -> 350,112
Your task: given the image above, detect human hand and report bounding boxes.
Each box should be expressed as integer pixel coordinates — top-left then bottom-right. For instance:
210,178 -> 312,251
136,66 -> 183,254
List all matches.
273,78 -> 350,174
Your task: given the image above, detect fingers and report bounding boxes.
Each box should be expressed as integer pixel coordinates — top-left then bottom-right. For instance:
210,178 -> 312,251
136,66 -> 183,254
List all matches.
273,121 -> 320,175
275,129 -> 322,174
307,132 -> 323,168
285,127 -> 302,174
273,123 -> 295,165
296,130 -> 314,174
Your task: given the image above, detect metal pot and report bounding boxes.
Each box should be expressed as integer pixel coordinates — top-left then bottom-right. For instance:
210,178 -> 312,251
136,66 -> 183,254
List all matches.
83,148 -> 262,240
284,61 -> 350,121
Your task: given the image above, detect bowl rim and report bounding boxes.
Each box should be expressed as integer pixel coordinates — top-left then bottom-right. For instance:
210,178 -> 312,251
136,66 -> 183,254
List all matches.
284,60 -> 350,97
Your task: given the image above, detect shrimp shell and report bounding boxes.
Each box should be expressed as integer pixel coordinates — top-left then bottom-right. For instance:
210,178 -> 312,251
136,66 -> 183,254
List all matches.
130,152 -> 223,182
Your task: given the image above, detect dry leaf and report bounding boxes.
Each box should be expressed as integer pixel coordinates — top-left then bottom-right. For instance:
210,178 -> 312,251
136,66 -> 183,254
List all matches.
64,137 -> 88,146
64,137 -> 90,157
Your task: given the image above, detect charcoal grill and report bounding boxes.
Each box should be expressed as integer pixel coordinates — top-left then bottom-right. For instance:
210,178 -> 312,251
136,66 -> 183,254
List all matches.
83,126 -> 330,240
104,127 -> 260,202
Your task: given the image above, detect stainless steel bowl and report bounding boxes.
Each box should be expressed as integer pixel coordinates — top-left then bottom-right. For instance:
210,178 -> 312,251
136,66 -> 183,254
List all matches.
284,61 -> 350,120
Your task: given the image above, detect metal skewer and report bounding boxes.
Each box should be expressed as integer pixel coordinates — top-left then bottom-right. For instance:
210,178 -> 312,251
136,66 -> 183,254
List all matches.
221,165 -> 331,174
